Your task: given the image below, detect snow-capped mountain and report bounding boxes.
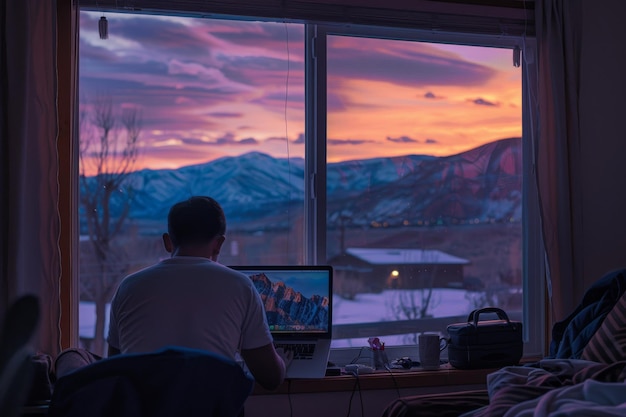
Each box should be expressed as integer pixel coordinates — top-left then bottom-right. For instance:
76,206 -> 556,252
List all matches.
327,137 -> 522,227
250,272 -> 330,330
81,137 -> 522,232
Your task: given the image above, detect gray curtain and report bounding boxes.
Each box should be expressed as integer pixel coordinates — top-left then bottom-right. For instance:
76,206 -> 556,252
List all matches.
534,0 -> 585,323
0,0 -> 62,356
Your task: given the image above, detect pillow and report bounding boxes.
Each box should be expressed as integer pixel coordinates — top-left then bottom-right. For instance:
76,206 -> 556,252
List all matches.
581,290 -> 626,363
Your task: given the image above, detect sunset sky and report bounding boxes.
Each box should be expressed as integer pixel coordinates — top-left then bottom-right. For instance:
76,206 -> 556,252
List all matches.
79,11 -> 522,172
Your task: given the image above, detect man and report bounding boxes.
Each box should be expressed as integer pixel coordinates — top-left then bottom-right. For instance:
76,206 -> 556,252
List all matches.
107,196 -> 292,390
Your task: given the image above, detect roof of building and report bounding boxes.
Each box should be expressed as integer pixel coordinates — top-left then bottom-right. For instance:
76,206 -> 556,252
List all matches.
344,248 -> 470,265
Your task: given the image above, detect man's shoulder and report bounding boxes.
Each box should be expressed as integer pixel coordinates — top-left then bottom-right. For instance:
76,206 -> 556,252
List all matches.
122,259 -> 251,285
208,264 -> 255,285
121,262 -> 163,280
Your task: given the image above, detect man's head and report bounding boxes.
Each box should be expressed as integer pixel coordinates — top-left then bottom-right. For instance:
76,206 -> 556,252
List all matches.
163,196 -> 226,260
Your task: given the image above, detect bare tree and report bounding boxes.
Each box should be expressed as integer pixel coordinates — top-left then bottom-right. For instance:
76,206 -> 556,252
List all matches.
386,251 -> 442,344
79,95 -> 141,355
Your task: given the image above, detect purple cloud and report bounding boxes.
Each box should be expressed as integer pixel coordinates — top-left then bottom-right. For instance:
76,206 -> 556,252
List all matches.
327,39 -> 495,88
424,91 -> 445,100
215,133 -> 259,145
387,135 -> 419,143
472,98 -> 498,106
328,138 -> 374,146
207,112 -> 243,118
79,10 -> 515,165
80,13 -> 304,113
268,133 -> 371,146
265,136 -> 288,142
238,137 -> 258,144
180,137 -> 210,146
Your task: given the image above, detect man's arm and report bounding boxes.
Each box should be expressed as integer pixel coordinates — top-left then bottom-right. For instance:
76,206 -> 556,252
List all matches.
241,343 -> 292,390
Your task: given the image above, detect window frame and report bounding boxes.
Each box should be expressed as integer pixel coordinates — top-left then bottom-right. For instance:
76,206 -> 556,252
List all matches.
305,24 -> 544,361
71,6 -> 544,361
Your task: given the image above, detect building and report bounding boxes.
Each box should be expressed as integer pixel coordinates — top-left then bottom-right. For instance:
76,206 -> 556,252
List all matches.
329,248 -> 469,296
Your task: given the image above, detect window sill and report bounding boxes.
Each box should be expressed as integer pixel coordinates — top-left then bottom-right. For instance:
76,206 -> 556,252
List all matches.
253,363 -> 497,395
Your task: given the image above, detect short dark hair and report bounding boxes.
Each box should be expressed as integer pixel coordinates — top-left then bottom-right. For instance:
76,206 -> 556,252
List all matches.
167,196 -> 226,248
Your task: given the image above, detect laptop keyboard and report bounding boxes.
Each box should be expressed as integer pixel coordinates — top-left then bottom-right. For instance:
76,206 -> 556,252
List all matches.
275,343 -> 316,360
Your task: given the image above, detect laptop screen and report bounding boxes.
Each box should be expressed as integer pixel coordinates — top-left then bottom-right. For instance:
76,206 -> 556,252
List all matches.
230,265 -> 333,337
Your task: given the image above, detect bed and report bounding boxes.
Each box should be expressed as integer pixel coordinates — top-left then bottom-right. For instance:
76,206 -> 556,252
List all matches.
382,269 -> 626,417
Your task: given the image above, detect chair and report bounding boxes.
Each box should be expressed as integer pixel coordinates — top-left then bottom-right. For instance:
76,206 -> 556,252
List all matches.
47,346 -> 255,417
0,294 -> 40,417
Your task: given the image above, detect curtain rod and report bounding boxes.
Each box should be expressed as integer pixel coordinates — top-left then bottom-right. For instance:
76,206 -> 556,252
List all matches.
77,0 -> 535,37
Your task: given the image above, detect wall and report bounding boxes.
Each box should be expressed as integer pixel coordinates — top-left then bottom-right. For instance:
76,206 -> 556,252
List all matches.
579,0 -> 626,289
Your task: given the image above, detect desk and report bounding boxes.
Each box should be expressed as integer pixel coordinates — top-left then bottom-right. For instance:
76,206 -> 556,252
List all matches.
27,365 -> 499,417
253,363 -> 495,395
249,365 -> 495,417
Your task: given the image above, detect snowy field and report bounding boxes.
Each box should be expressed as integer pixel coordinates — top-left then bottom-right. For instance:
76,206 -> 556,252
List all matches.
80,288 -> 477,348
330,288 -> 474,347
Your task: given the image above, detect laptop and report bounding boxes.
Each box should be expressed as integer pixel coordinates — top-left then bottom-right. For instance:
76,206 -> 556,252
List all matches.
230,265 -> 333,379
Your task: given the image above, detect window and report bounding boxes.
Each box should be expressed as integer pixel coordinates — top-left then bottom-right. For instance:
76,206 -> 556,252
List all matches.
78,8 -> 543,361
78,12 -> 306,353
316,27 -> 542,357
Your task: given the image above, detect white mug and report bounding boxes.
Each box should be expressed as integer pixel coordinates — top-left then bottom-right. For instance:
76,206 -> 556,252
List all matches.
418,333 -> 448,370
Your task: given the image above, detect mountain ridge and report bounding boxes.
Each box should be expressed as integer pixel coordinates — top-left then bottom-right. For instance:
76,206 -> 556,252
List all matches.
250,272 -> 330,330
81,137 -> 522,232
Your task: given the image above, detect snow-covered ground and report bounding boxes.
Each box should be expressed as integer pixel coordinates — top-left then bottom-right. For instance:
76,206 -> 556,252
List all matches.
80,288 -> 476,347
331,288 -> 473,347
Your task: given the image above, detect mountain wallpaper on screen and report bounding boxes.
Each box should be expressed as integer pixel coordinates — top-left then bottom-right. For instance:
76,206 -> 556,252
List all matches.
80,137 -> 522,233
249,272 -> 330,330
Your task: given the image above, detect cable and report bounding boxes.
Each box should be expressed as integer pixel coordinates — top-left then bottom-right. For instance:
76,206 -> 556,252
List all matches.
384,364 -> 403,398
349,346 -> 370,365
358,376 -> 364,417
287,379 -> 293,417
344,372 -> 360,417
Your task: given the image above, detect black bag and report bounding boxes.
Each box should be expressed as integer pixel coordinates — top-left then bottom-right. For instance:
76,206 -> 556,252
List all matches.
446,307 -> 523,369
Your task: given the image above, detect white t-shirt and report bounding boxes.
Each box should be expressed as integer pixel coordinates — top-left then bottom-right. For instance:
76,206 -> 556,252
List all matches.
107,257 -> 273,360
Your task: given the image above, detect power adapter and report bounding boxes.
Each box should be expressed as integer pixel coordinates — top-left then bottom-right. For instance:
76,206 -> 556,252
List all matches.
344,364 -> 375,374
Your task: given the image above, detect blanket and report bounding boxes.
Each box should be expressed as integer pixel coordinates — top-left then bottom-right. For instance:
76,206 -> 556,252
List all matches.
460,359 -> 626,417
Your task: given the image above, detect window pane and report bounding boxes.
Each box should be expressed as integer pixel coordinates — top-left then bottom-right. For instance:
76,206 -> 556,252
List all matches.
78,10 -> 534,358
78,11 -> 304,354
325,35 -> 523,348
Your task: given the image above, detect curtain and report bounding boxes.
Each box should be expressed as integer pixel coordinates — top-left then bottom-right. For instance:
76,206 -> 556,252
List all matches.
534,0 -> 585,324
0,0 -> 62,356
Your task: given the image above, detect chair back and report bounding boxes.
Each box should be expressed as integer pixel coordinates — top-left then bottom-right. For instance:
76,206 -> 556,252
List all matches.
48,346 -> 255,417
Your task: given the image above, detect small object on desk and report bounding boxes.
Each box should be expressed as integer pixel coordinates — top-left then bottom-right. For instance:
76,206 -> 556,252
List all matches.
368,337 -> 389,369
325,366 -> 342,376
419,333 -> 448,370
447,307 -> 523,369
344,363 -> 375,375
389,357 -> 418,369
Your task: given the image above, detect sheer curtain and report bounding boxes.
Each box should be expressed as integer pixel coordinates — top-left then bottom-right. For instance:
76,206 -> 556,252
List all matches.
534,0 -> 585,324
0,0 -> 62,356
